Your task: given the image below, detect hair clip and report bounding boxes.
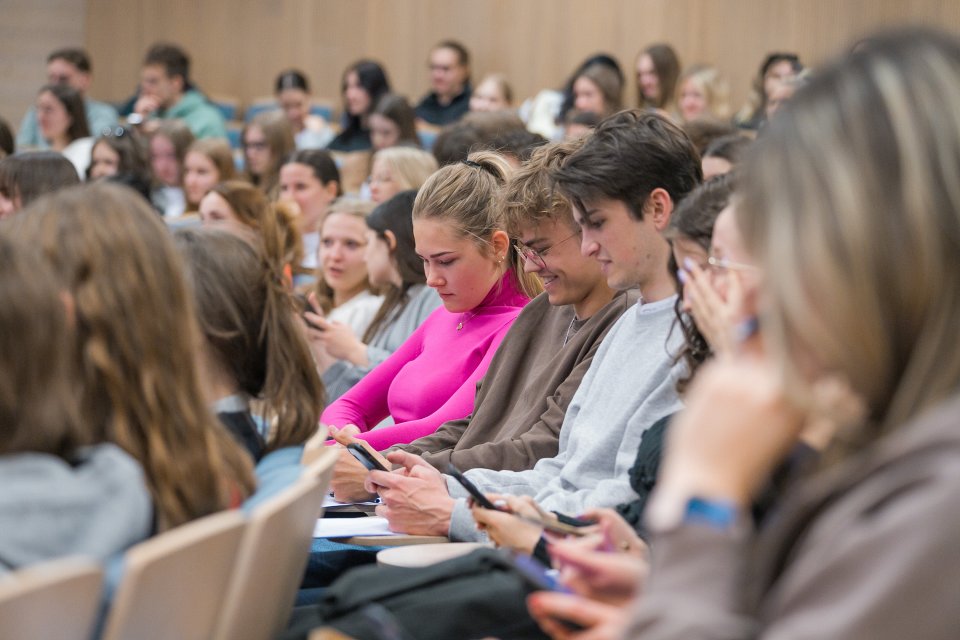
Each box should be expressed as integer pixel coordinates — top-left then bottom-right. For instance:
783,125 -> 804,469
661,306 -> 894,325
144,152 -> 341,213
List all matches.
461,159 -> 483,169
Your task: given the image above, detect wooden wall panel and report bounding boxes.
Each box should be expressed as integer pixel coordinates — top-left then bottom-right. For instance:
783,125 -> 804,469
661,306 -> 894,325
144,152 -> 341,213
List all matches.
0,0 -> 85,133
4,1 -> 960,136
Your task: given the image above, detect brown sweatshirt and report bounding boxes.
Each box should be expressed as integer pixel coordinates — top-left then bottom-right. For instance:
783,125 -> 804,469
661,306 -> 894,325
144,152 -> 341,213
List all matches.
395,289 -> 639,472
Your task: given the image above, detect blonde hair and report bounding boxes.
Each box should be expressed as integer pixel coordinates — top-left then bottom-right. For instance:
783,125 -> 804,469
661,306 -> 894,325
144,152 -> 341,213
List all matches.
677,64 -> 731,120
313,197 -> 378,313
372,147 -> 438,191
739,28 -> 960,442
413,150 -> 542,298
5,183 -> 255,529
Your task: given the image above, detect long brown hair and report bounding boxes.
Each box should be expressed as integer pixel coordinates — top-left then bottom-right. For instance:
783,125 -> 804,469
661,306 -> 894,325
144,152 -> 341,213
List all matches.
208,180 -> 304,281
5,183 -> 255,530
175,227 -> 325,451
0,233 -> 82,459
243,111 -> 294,197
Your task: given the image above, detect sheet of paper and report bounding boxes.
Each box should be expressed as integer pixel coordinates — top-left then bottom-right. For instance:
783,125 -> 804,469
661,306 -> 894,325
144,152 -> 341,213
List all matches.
322,493 -> 381,508
313,516 -> 400,538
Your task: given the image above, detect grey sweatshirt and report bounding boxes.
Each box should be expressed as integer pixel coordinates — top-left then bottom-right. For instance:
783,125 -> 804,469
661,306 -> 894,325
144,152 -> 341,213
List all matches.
0,444 -> 153,575
322,285 -> 443,401
447,295 -> 687,540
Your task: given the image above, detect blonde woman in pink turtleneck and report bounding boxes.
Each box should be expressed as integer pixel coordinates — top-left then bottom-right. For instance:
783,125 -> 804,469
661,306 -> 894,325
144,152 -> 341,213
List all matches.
320,151 -> 540,451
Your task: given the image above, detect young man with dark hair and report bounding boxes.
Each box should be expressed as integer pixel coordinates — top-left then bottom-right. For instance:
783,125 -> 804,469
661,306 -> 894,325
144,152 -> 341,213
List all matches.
129,43 -> 227,139
16,47 -> 119,149
330,139 -> 637,503
415,40 -> 473,127
366,111 -> 703,540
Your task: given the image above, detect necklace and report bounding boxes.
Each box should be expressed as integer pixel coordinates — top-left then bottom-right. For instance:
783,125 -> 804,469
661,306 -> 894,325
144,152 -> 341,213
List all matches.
456,309 -> 480,331
562,315 -> 579,347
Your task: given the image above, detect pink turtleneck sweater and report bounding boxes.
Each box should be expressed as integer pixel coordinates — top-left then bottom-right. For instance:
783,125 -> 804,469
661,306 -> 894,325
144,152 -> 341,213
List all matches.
321,271 -> 529,451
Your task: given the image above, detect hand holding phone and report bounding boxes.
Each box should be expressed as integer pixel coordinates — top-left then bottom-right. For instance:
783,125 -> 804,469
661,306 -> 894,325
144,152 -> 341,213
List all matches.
446,464 -> 505,511
347,443 -> 389,472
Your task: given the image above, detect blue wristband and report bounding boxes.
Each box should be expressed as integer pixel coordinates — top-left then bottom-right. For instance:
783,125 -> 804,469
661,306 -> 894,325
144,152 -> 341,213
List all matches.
683,496 -> 739,530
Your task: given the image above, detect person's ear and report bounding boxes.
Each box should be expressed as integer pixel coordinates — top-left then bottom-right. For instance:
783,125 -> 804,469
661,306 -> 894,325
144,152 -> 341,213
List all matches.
383,229 -> 398,252
323,180 -> 340,200
647,188 -> 674,231
490,229 -> 510,262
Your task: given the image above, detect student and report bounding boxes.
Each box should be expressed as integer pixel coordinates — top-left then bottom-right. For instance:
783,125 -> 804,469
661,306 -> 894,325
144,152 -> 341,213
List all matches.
243,111 -> 294,198
0,234 -> 151,574
182,138 -> 236,211
572,63 -> 624,118
320,152 -> 534,450
469,74 -> 513,113
33,84 -> 92,178
5,183 -> 255,530
311,190 -> 442,402
278,149 -> 342,272
306,198 -> 383,341
365,111 -> 700,540
701,133 -> 750,180
87,127 -> 149,181
329,141 -> 636,501
274,69 -> 335,150
415,41 -> 473,127
130,43 -> 227,139
735,52 -> 803,130
149,119 -> 193,218
198,180 -> 304,282
175,228 -> 325,462
617,29 -> 960,639
0,151 -> 80,218
636,43 -> 681,113
677,64 -> 731,123
369,93 -> 421,151
16,47 -> 118,149
328,60 -> 391,152
368,147 -> 438,204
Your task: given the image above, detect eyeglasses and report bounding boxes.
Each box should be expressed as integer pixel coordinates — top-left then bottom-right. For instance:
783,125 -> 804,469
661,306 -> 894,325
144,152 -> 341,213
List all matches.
513,231 -> 580,269
243,140 -> 268,151
706,255 -> 758,273
100,126 -> 129,138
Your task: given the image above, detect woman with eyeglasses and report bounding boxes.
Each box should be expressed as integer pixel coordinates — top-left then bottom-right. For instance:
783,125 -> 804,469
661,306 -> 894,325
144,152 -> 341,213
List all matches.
35,84 -> 93,179
321,152 -> 537,451
242,110 -> 294,198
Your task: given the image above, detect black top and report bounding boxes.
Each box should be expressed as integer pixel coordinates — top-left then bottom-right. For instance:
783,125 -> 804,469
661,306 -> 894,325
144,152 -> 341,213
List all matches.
414,84 -> 472,127
327,127 -> 372,153
217,411 -> 266,462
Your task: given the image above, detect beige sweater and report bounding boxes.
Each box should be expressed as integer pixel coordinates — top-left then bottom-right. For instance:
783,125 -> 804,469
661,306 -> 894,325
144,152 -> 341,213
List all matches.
395,290 -> 639,472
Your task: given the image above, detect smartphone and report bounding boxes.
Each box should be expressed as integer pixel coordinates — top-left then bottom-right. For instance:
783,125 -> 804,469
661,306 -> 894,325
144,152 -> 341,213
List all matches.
515,513 -> 594,537
446,464 -> 503,511
297,293 -> 325,331
347,443 -> 389,472
509,552 -> 585,632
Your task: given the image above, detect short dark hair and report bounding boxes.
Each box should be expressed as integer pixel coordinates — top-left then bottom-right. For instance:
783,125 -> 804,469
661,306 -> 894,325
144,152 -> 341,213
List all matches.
47,47 -> 91,73
435,40 -> 470,67
482,128 -> 548,163
703,133 -> 751,164
283,149 -> 342,196
0,151 -> 79,208
275,69 -> 310,94
144,43 -> 190,83
552,110 -> 702,221
372,93 -> 420,147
